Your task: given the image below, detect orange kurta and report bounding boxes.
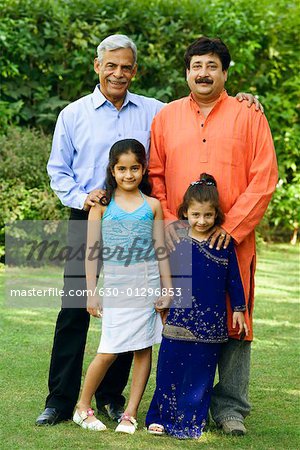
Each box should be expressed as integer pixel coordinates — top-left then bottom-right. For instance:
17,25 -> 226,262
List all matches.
149,91 -> 278,340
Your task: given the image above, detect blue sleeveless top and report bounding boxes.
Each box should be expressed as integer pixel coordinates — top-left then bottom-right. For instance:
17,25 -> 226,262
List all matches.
101,192 -> 156,266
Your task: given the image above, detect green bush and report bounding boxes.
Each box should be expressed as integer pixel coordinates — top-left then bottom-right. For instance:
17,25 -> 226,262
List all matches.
0,127 -> 68,261
1,0 -> 299,127
1,0 -> 299,242
0,126 -> 52,189
264,173 -> 300,242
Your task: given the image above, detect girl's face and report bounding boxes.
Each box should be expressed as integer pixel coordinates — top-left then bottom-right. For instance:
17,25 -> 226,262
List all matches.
185,200 -> 217,238
111,151 -> 145,192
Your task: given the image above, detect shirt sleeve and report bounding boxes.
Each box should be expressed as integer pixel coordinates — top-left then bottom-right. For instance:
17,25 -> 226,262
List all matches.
148,114 -> 178,223
226,241 -> 246,311
47,109 -> 88,210
223,112 -> 278,244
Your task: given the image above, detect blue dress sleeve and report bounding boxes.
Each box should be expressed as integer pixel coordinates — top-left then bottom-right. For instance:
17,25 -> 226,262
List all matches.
226,241 -> 246,312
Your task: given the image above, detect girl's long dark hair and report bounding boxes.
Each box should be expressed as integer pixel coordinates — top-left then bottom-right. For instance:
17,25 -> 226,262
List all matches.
177,173 -> 224,226
100,139 -> 152,205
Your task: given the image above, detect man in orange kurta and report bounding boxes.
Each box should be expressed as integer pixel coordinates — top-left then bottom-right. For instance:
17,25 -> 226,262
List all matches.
149,37 -> 278,435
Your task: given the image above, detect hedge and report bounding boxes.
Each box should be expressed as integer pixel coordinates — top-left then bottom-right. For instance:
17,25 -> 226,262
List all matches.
1,0 -> 299,248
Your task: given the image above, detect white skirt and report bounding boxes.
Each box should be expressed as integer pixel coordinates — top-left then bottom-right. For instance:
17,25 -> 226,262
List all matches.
97,261 -> 163,353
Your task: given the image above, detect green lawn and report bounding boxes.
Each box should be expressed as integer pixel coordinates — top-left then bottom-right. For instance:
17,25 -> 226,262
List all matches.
1,243 -> 299,450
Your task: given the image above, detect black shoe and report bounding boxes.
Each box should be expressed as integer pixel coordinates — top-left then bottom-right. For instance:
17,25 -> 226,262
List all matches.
35,407 -> 68,426
98,403 -> 124,422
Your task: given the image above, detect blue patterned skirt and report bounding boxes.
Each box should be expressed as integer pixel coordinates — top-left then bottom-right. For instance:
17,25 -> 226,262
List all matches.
146,337 -> 222,439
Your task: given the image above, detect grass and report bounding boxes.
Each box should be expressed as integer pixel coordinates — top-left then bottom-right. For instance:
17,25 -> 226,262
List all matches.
0,243 -> 299,449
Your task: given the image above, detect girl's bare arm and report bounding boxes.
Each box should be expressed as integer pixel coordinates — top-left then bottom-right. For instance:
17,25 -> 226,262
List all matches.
85,203 -> 103,317
152,199 -> 173,311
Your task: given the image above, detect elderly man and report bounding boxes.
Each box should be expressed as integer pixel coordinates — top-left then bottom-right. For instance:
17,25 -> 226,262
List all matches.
148,37 -> 278,435
36,34 -> 164,426
36,34 -> 262,426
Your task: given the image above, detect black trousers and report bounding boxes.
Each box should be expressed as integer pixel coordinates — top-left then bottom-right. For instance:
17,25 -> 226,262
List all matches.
45,209 -> 133,417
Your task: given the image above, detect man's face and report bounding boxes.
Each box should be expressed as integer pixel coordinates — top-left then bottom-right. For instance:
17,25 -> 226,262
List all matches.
94,48 -> 137,107
186,53 -> 228,102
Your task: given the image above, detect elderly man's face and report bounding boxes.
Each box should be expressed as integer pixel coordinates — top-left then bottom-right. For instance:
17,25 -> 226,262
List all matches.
94,48 -> 137,108
186,53 -> 228,103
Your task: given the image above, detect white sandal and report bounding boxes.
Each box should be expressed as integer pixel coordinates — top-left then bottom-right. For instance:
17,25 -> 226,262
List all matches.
73,408 -> 107,431
115,413 -> 138,434
147,423 -> 165,435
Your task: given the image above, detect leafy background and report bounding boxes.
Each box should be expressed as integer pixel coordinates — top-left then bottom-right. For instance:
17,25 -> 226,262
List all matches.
1,0 -> 299,261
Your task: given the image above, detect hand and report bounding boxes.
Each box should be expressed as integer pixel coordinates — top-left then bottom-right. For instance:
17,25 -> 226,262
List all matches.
160,309 -> 169,325
209,226 -> 231,250
83,189 -> 106,211
165,222 -> 184,252
154,295 -> 172,312
232,311 -> 249,336
235,92 -> 264,113
155,295 -> 172,325
87,294 -> 103,318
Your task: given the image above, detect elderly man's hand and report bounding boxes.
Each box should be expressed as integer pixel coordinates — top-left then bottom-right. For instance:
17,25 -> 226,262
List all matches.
236,92 -> 264,113
165,220 -> 190,252
209,226 -> 231,250
165,222 -> 181,252
83,189 -> 106,211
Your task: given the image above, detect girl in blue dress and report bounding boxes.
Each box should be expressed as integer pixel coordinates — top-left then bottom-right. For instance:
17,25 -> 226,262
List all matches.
146,173 -> 248,439
73,139 -> 172,434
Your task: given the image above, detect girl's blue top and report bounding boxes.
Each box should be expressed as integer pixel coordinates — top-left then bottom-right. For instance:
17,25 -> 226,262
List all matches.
101,192 -> 156,266
163,231 -> 246,343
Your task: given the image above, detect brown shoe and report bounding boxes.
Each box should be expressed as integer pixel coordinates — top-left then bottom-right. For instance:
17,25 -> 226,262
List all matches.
221,420 -> 246,436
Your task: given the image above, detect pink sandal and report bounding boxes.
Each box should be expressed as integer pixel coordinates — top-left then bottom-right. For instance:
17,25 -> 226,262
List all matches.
73,407 -> 107,431
115,413 -> 138,434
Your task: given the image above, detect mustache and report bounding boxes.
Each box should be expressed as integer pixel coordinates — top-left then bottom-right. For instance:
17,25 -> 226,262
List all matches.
195,77 -> 213,84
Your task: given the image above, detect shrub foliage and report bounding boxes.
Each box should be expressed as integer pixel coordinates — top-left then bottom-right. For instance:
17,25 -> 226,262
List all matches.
1,0 -> 299,245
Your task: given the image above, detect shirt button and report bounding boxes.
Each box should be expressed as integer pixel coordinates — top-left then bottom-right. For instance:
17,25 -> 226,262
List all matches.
118,133 -> 121,137
117,115 -> 120,119
201,123 -> 204,127
203,138 -> 206,143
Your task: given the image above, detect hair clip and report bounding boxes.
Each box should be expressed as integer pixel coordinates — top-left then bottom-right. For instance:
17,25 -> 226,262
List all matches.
190,180 -> 216,187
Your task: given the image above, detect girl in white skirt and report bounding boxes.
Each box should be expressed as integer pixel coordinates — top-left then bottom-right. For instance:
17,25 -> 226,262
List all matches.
73,139 -> 172,434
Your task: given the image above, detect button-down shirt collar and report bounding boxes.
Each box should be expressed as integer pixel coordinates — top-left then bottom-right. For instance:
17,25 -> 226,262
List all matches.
92,84 -> 140,110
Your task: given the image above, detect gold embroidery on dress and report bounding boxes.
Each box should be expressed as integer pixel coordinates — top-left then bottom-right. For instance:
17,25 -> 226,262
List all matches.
181,236 -> 228,266
163,324 -> 198,341
163,323 -> 227,343
195,242 -> 228,266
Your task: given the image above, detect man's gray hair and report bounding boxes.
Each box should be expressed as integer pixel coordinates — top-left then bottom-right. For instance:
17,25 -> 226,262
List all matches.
97,34 -> 137,64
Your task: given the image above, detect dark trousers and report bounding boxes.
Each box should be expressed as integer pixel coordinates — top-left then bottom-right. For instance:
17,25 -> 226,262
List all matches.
45,209 -> 133,417
210,338 -> 251,423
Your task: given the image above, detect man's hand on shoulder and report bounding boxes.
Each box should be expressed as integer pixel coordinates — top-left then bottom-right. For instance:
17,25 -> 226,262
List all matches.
165,221 -> 187,252
209,226 -> 231,250
83,189 -> 105,211
235,92 -> 264,113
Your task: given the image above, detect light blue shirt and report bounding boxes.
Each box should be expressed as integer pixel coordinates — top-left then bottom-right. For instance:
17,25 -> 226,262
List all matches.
47,85 -> 164,209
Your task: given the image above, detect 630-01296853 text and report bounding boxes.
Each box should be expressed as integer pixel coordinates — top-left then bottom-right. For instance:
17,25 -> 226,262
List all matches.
96,287 -> 182,297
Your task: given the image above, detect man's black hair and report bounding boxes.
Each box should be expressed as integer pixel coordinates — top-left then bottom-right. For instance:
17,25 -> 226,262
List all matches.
184,37 -> 231,71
